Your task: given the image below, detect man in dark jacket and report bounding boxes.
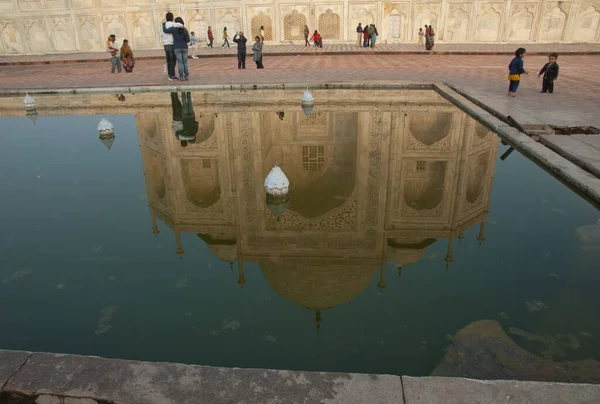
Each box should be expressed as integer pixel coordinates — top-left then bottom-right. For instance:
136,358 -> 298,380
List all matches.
233,31 -> 247,69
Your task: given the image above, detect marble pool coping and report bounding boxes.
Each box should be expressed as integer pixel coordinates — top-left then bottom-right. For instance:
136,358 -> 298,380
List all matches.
1,82 -> 600,206
1,349 -> 600,404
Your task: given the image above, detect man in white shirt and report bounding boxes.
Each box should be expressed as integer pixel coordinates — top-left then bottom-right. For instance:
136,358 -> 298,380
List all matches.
161,12 -> 183,81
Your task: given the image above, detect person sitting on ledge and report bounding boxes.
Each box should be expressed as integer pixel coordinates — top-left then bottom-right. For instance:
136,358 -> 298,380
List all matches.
120,39 -> 134,73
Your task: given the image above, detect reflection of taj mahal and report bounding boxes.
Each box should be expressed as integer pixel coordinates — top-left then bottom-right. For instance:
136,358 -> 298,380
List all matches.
134,89 -> 499,329
0,1 -> 598,55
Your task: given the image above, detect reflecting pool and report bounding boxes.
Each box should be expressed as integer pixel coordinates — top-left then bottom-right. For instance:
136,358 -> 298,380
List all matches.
0,89 -> 599,382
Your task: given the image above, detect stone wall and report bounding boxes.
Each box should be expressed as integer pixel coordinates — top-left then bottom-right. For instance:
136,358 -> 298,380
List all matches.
0,0 -> 599,54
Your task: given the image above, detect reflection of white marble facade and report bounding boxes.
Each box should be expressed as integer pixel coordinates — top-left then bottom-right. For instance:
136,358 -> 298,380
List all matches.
0,0 -> 599,55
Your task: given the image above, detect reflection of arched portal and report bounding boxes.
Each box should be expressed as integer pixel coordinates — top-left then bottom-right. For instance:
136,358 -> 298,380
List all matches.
142,149 -> 166,200
408,112 -> 453,145
288,113 -> 358,218
466,151 -> 490,204
403,160 -> 446,210
284,10 -> 308,40
474,122 -> 490,140
181,158 -> 221,208
318,9 -> 340,39
195,112 -> 215,143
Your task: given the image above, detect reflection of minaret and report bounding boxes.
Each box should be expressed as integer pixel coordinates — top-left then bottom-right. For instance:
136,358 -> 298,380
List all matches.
175,231 -> 184,259
237,260 -> 246,289
315,310 -> 321,333
151,210 -> 159,238
445,235 -> 455,268
477,220 -> 487,247
377,264 -> 386,292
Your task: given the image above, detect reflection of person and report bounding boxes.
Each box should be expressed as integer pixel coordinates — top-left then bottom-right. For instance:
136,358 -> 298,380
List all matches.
252,36 -> 264,69
171,92 -> 198,147
508,48 -> 528,97
538,53 -> 559,94
233,31 -> 247,69
120,39 -> 134,72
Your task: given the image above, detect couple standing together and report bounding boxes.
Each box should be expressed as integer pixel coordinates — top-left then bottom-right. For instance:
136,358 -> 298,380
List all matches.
161,12 -> 189,81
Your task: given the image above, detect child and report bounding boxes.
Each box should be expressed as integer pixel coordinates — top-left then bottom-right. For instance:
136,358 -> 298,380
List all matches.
189,31 -> 199,59
119,39 -> 134,72
508,47 -> 528,97
418,28 -> 424,47
106,34 -> 121,73
538,53 -> 559,93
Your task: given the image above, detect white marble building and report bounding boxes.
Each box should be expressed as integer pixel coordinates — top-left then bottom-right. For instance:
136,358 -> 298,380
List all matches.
0,0 -> 599,55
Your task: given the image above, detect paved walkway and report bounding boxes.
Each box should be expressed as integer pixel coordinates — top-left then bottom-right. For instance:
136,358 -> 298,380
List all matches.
2,42 -> 600,65
2,52 -> 600,181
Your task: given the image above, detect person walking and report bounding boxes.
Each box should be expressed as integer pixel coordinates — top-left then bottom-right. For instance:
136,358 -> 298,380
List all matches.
161,12 -> 183,80
428,25 -> 435,49
106,34 -> 121,73
163,17 -> 190,81
356,23 -> 363,46
304,25 -> 310,46
233,31 -> 247,69
425,25 -> 431,50
370,25 -> 378,48
252,35 -> 264,69
363,26 -> 369,47
207,26 -> 214,48
418,28 -> 424,47
222,27 -> 230,47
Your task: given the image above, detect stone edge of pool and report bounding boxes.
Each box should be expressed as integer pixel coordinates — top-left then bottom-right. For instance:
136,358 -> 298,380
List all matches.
1,81 -> 599,207
1,350 -> 600,404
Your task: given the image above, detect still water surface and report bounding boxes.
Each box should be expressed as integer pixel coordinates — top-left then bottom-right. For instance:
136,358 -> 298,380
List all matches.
0,90 -> 599,381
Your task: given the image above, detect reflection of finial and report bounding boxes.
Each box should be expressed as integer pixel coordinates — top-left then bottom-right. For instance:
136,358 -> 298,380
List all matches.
315,310 -> 321,333
458,233 -> 464,244
477,220 -> 487,247
230,261 -> 233,272
397,266 -> 402,277
237,260 -> 246,289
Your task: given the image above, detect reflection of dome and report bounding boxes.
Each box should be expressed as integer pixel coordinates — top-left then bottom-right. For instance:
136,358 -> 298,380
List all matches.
387,238 -> 436,267
260,261 -> 378,310
197,233 -> 237,262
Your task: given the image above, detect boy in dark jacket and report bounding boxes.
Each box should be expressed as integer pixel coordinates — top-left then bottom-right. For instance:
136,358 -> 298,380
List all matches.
538,53 -> 559,94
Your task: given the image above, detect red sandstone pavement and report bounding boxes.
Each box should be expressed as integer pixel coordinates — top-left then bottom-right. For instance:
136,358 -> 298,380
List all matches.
2,43 -> 600,65
1,53 -> 599,129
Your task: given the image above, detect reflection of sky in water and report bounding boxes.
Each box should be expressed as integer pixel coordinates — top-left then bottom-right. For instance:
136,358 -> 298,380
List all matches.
0,97 -> 599,380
